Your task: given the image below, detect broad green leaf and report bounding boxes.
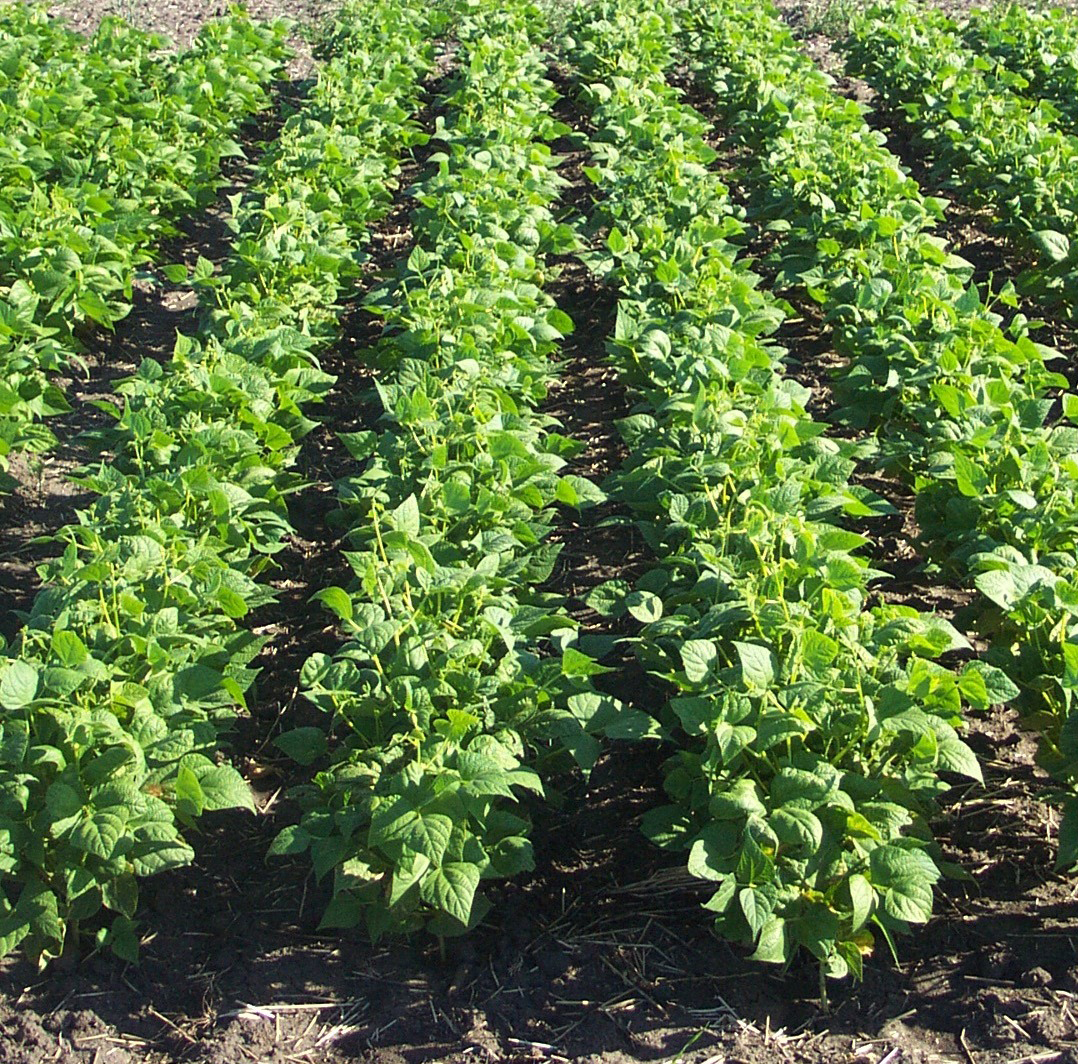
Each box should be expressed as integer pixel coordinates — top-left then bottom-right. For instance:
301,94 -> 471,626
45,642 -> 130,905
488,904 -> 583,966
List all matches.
585,579 -> 630,618
268,825 -> 311,858
70,812 -> 125,859
101,873 -> 139,919
108,915 -> 140,964
274,728 -> 328,766
555,475 -> 606,507
976,569 -> 1019,610
848,873 -> 874,931
0,662 -> 39,710
688,820 -> 739,880
733,641 -> 775,690
936,736 -> 982,782
374,808 -> 453,866
640,805 -> 695,850
952,452 -> 984,498
680,639 -> 717,683
739,886 -> 772,937
625,590 -> 662,623
870,845 -> 939,924
419,862 -> 480,926
1032,229 -> 1071,263
313,587 -> 353,621
45,782 -> 82,822
750,916 -> 788,964
770,807 -> 823,853
562,647 -> 612,678
709,779 -> 765,821
196,766 -> 256,812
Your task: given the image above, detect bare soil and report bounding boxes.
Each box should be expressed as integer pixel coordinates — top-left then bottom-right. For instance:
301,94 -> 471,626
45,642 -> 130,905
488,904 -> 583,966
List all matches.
3,6 -> 1078,1064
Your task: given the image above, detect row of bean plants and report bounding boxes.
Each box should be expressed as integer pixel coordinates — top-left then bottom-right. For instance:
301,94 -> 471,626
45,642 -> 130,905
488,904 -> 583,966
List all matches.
0,0 -> 438,967
842,0 -> 1078,310
679,0 -> 1078,870
0,5 -> 290,484
963,4 -> 1078,135
559,0 -> 986,983
271,0 -> 653,946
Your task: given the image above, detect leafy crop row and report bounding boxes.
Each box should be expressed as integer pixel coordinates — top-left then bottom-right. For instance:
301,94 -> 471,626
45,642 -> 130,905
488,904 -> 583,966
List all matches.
560,0 -> 986,982
0,0 -> 437,967
0,5 -> 289,485
271,0 -> 655,945
679,0 -> 1078,870
842,0 -> 1078,310
963,4 -> 1078,134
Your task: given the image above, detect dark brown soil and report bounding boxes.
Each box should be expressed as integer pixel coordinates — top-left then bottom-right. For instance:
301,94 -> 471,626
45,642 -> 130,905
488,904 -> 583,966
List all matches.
4,8 -> 1078,1064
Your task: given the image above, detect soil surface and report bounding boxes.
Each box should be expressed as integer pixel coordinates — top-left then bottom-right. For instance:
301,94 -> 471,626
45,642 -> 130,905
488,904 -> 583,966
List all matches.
3,4 -> 1078,1064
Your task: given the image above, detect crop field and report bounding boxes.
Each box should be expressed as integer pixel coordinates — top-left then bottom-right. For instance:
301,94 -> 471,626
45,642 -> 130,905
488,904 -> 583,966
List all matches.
1,0 -> 1077,1061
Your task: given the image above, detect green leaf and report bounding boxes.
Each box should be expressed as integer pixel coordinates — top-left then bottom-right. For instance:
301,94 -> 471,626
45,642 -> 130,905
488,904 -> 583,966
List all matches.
848,873 -> 874,931
976,569 -> 1019,610
490,836 -> 534,877
389,494 -> 420,536
173,665 -> 224,702
388,851 -> 430,906
739,886 -> 772,938
709,778 -> 765,820
196,766 -> 255,812
0,662 -> 39,709
703,876 -> 736,914
640,805 -> 696,850
51,630 -> 88,667
688,821 -> 739,880
46,781 -> 83,822
770,807 -> 823,854
101,874 -> 139,919
734,641 -> 775,690
585,579 -> 629,618
802,628 -> 839,670
175,765 -> 205,817
625,590 -> 663,623
936,736 -> 982,782
70,812 -> 124,859
1064,394 -> 1078,425
108,915 -> 140,964
373,808 -> 453,866
555,475 -> 606,507
318,892 -> 363,931
736,833 -> 774,886
680,639 -> 717,683
313,587 -> 353,621
750,916 -> 788,964
1032,229 -> 1071,264
130,824 -> 194,876
870,845 -> 939,924
274,728 -> 328,766
77,290 -> 114,326
268,825 -> 311,858
956,667 -> 988,710
952,452 -> 985,498
162,263 -> 189,284
419,862 -> 481,926
562,647 -> 612,678
961,661 -> 1019,706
